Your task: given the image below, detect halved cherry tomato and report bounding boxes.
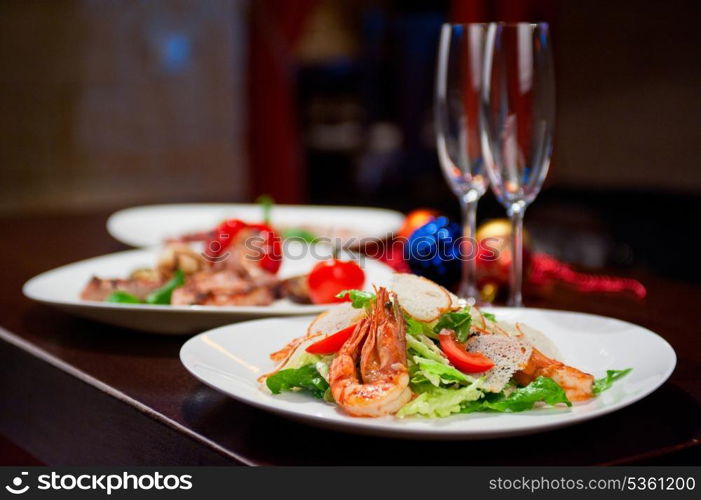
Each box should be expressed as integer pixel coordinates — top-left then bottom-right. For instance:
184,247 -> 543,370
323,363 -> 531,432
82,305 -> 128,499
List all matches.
203,219 -> 282,274
307,259 -> 365,304
205,219 -> 247,259
246,223 -> 283,274
438,330 -> 494,373
305,324 -> 357,354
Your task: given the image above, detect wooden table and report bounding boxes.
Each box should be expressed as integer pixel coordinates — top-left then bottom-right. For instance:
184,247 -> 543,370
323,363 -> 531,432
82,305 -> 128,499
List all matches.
1,211 -> 699,465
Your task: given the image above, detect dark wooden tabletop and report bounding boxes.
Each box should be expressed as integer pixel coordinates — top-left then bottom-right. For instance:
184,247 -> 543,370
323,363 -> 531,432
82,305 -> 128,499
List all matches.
1,211 -> 699,465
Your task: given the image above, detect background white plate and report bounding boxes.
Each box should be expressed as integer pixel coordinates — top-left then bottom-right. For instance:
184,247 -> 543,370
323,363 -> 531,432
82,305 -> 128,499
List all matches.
180,309 -> 676,439
23,244 -> 395,334
107,203 -> 405,248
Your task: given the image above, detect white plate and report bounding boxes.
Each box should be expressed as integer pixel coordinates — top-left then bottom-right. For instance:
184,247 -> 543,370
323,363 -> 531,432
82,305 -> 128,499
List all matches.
180,309 -> 676,439
22,244 -> 395,334
107,203 -> 405,248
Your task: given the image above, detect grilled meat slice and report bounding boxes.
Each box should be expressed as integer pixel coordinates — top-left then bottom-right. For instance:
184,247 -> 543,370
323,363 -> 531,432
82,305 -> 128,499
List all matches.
279,274 -> 311,303
170,270 -> 276,306
81,276 -> 165,302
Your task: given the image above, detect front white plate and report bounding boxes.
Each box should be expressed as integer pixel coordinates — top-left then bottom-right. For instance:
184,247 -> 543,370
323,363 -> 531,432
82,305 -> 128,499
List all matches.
180,309 -> 676,439
107,203 -> 405,248
23,246 -> 394,334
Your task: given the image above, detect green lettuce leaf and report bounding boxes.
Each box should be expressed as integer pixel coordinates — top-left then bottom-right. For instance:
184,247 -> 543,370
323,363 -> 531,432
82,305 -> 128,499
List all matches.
336,289 -> 375,309
406,333 -> 445,363
433,308 -> 472,342
593,368 -> 632,394
406,316 -> 439,339
281,228 -> 318,243
461,376 -> 571,413
482,311 -> 497,322
410,355 -> 474,387
266,364 -> 329,399
105,291 -> 142,304
145,269 -> 185,305
397,380 -> 483,418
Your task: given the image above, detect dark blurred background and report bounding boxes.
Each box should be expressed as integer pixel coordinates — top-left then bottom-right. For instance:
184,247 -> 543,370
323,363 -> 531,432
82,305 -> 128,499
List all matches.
1,0 -> 700,281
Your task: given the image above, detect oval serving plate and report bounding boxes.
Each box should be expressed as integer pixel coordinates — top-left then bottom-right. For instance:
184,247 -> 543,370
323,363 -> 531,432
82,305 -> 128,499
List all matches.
107,203 -> 404,248
23,245 -> 394,334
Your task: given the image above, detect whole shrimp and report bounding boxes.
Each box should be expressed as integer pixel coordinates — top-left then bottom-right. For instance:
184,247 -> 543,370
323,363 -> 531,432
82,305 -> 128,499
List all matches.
329,287 -> 411,417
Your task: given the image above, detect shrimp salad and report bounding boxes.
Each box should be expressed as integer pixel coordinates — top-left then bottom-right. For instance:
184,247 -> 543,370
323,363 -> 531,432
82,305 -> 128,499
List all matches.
261,274 -> 631,418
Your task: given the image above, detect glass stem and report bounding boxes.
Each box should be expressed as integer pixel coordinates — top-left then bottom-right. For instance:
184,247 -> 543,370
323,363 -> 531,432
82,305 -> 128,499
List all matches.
458,193 -> 478,302
507,202 -> 526,307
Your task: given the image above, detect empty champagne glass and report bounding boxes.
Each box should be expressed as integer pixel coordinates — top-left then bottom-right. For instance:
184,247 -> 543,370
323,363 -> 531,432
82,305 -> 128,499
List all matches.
435,23 -> 489,301
480,22 -> 555,307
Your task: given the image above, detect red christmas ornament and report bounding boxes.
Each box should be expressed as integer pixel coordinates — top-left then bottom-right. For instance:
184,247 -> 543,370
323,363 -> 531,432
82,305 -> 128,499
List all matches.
475,219 -> 646,301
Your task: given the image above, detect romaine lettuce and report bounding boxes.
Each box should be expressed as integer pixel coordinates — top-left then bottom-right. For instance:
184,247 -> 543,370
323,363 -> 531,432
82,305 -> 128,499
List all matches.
410,355 -> 474,387
461,376 -> 571,413
397,380 -> 483,418
406,333 -> 445,363
433,308 -> 472,342
592,368 -> 632,394
336,289 -> 375,309
405,316 -> 439,339
265,364 -> 329,399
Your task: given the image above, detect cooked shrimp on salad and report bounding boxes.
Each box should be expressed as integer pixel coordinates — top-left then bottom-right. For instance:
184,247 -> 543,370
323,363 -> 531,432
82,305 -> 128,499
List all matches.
261,274 -> 631,418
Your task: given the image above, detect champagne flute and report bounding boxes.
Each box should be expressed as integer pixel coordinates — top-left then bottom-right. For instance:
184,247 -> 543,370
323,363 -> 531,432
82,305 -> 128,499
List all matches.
480,22 -> 555,307
435,23 -> 489,301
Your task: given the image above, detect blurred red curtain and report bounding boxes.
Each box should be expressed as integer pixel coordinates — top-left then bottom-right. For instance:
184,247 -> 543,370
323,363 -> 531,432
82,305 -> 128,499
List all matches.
247,0 -> 316,203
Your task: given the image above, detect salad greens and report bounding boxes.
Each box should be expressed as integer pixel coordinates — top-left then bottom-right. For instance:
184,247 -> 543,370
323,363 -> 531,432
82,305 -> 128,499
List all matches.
266,365 -> 329,399
281,228 -> 318,243
406,316 -> 439,339
104,269 -> 186,305
105,290 -> 141,304
397,380 -> 483,418
461,376 -> 571,414
145,269 -> 186,305
406,333 -> 445,363
482,312 -> 497,322
433,308 -> 472,342
409,355 -> 474,387
336,289 -> 376,309
593,368 -> 632,394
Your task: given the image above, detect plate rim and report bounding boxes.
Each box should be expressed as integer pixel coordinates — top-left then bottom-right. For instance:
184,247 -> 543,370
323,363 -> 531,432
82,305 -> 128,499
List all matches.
179,308 -> 677,440
107,202 -> 405,248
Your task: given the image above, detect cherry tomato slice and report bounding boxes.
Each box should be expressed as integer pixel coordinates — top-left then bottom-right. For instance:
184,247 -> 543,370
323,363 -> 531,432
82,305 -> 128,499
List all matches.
307,259 -> 365,304
247,223 -> 283,274
203,219 -> 282,274
438,331 -> 494,373
205,219 -> 247,259
305,323 -> 357,354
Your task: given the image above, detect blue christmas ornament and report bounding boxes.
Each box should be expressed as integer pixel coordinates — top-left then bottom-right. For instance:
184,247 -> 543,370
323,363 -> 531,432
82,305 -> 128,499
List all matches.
405,216 -> 462,289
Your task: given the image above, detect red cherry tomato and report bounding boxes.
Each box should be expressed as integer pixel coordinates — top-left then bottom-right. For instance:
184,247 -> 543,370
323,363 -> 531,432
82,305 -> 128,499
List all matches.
205,219 -> 247,259
307,259 -> 365,304
305,323 -> 357,354
246,223 -> 283,274
203,219 -> 282,274
438,331 -> 494,373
